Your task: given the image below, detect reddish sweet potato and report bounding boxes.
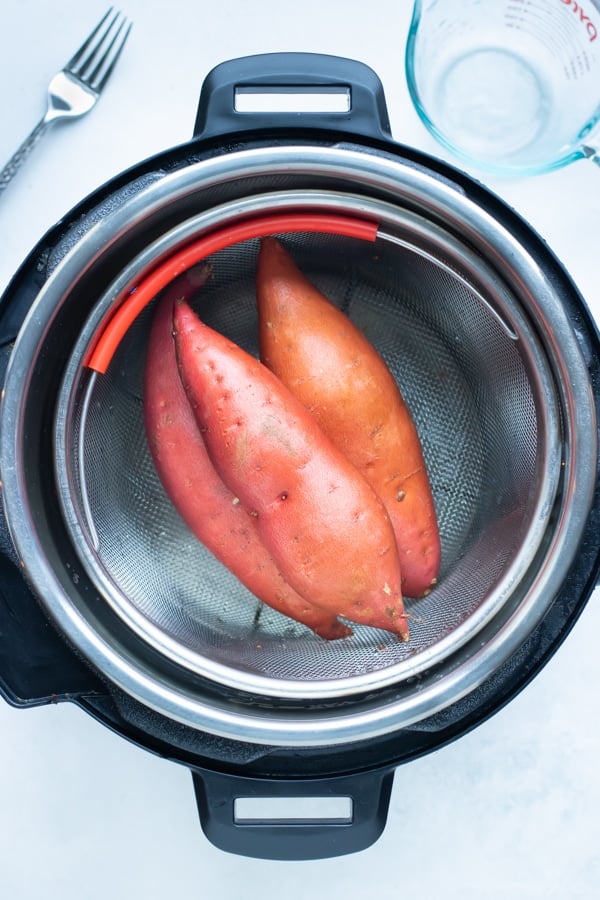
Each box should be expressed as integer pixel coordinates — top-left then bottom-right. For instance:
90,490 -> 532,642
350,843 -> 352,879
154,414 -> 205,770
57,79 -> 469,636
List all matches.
256,237 -> 440,598
144,268 -> 352,640
173,298 -> 408,639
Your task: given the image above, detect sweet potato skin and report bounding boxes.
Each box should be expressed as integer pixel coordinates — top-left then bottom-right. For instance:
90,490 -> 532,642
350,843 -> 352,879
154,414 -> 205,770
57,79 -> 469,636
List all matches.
173,299 -> 408,639
256,237 -> 440,598
144,269 -> 352,640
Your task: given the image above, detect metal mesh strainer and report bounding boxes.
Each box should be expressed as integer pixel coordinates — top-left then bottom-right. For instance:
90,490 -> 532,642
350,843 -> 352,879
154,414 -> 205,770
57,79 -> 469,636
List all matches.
55,196 -> 561,700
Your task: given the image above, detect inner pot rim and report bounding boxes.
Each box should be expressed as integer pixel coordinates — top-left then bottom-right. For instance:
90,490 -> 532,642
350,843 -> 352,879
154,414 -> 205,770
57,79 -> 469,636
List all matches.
0,144 -> 596,746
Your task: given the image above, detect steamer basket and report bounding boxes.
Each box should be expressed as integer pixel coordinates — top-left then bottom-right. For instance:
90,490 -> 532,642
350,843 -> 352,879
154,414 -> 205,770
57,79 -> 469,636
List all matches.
55,191 -> 564,710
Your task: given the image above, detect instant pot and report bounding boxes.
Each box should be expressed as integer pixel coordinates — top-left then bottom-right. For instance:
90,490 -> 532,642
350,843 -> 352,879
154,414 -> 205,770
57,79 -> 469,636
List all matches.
0,53 -> 598,860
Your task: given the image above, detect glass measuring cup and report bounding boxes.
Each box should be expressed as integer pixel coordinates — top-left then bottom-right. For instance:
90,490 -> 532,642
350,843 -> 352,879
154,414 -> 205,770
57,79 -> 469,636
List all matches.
405,0 -> 600,175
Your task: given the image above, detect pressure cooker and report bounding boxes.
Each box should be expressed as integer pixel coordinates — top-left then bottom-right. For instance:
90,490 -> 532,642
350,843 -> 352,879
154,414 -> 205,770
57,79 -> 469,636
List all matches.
0,53 -> 598,860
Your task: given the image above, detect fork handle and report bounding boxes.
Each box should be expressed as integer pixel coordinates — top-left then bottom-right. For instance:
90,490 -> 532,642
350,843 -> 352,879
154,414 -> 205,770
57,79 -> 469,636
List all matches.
0,117 -> 53,195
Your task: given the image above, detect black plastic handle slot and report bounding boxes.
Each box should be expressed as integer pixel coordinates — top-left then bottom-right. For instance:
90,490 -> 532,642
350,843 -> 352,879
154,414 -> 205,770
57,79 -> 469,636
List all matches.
233,794 -> 354,825
193,52 -> 392,141
191,767 -> 394,860
234,85 -> 351,114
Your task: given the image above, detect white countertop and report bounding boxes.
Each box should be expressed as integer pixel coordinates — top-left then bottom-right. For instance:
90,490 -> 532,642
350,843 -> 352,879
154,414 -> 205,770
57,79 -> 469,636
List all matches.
0,2 -> 598,897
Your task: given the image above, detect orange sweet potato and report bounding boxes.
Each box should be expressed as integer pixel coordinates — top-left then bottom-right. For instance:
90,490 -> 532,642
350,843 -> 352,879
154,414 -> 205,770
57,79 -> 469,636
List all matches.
144,268 -> 352,640
173,298 -> 408,639
256,237 -> 440,598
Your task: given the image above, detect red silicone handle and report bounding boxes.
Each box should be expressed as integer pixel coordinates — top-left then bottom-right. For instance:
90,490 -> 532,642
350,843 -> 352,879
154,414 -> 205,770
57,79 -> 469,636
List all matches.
85,212 -> 379,373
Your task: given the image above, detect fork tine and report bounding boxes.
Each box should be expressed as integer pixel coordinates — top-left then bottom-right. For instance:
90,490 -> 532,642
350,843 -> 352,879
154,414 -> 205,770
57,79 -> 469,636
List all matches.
66,8 -> 131,92
66,8 -> 117,74
87,20 -> 132,92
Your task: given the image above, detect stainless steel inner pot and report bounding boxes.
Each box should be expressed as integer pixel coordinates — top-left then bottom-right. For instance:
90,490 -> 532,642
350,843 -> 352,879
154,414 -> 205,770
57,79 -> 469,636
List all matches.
2,146 -> 597,747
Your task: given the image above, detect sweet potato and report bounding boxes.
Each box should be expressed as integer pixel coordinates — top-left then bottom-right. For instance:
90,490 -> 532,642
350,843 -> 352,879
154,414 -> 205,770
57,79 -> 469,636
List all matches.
256,237 -> 440,598
144,268 -> 352,640
173,298 -> 408,639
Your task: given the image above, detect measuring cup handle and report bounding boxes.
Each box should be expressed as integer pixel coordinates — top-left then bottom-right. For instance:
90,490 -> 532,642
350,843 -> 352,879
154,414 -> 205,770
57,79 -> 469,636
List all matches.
582,144 -> 600,168
192,52 -> 392,141
191,767 -> 395,860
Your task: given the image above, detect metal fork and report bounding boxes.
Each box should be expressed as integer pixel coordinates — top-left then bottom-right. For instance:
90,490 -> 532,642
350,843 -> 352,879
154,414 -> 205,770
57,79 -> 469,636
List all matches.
0,8 -> 132,194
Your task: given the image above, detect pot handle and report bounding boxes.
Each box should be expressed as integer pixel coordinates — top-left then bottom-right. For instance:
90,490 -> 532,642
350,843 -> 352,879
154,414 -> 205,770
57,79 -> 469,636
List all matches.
191,767 -> 394,860
0,552 -> 104,706
193,52 -> 392,142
